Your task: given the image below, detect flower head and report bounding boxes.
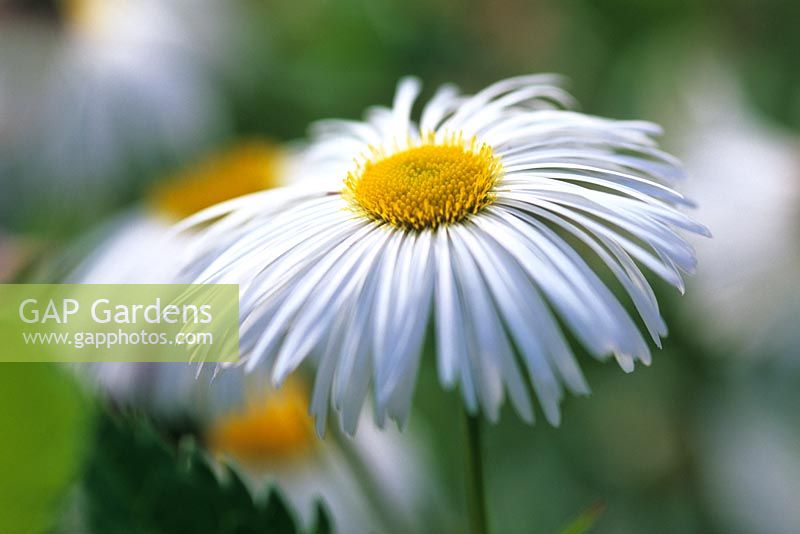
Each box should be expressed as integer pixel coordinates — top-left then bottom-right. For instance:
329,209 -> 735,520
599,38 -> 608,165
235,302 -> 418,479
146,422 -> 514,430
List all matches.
0,0 -> 239,222
344,133 -> 502,230
150,141 -> 287,221
67,141 -> 289,284
208,377 -> 316,464
181,75 -> 710,434
86,361 -> 437,533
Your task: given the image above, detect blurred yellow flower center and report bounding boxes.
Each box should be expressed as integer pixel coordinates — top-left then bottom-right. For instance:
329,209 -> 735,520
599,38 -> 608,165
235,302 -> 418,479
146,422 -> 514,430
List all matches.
149,142 -> 284,220
345,135 -> 502,230
63,0 -> 118,36
207,379 -> 315,465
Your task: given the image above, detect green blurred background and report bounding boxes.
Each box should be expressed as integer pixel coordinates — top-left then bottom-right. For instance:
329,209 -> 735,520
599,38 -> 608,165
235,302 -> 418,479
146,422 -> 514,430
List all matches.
1,0 -> 798,532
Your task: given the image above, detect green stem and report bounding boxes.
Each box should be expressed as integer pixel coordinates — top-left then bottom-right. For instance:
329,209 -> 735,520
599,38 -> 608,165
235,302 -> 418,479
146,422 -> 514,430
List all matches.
464,409 -> 489,534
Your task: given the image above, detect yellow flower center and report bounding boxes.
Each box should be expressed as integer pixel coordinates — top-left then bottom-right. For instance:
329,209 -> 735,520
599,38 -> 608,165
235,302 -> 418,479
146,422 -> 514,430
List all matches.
207,379 -> 315,465
62,0 -> 117,36
149,142 -> 284,221
345,135 -> 502,230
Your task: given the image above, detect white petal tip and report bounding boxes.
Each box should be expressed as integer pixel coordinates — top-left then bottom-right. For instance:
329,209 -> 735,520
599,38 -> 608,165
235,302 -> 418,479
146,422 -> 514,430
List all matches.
269,369 -> 287,388
541,394 -> 563,425
616,353 -> 636,373
545,410 -> 562,427
515,404 -> 535,424
572,382 -> 592,396
398,75 -> 422,88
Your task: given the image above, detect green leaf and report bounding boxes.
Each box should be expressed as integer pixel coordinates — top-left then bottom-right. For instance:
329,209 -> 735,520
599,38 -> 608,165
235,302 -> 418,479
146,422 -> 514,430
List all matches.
80,413 -> 332,534
0,364 -> 91,534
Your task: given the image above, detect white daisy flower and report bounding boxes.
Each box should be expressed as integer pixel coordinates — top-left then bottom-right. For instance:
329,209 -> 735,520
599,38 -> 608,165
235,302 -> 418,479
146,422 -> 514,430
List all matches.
203,374 -> 442,534
66,141 -> 292,285
62,140 -> 293,404
179,75 -> 710,434
95,363 -> 442,534
60,141 -> 445,534
0,0 -> 243,214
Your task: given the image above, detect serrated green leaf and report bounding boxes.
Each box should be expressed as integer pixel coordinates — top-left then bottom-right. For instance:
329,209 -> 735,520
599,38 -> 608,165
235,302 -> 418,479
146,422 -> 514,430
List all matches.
259,489 -> 298,534
80,413 -> 315,534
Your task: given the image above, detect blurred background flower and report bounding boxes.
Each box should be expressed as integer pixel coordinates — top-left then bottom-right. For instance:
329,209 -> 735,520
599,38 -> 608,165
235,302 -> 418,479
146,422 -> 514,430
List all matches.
81,364 -> 445,534
1,0 -> 799,533
0,0 -> 259,234
60,139 -> 292,284
678,64 -> 800,361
